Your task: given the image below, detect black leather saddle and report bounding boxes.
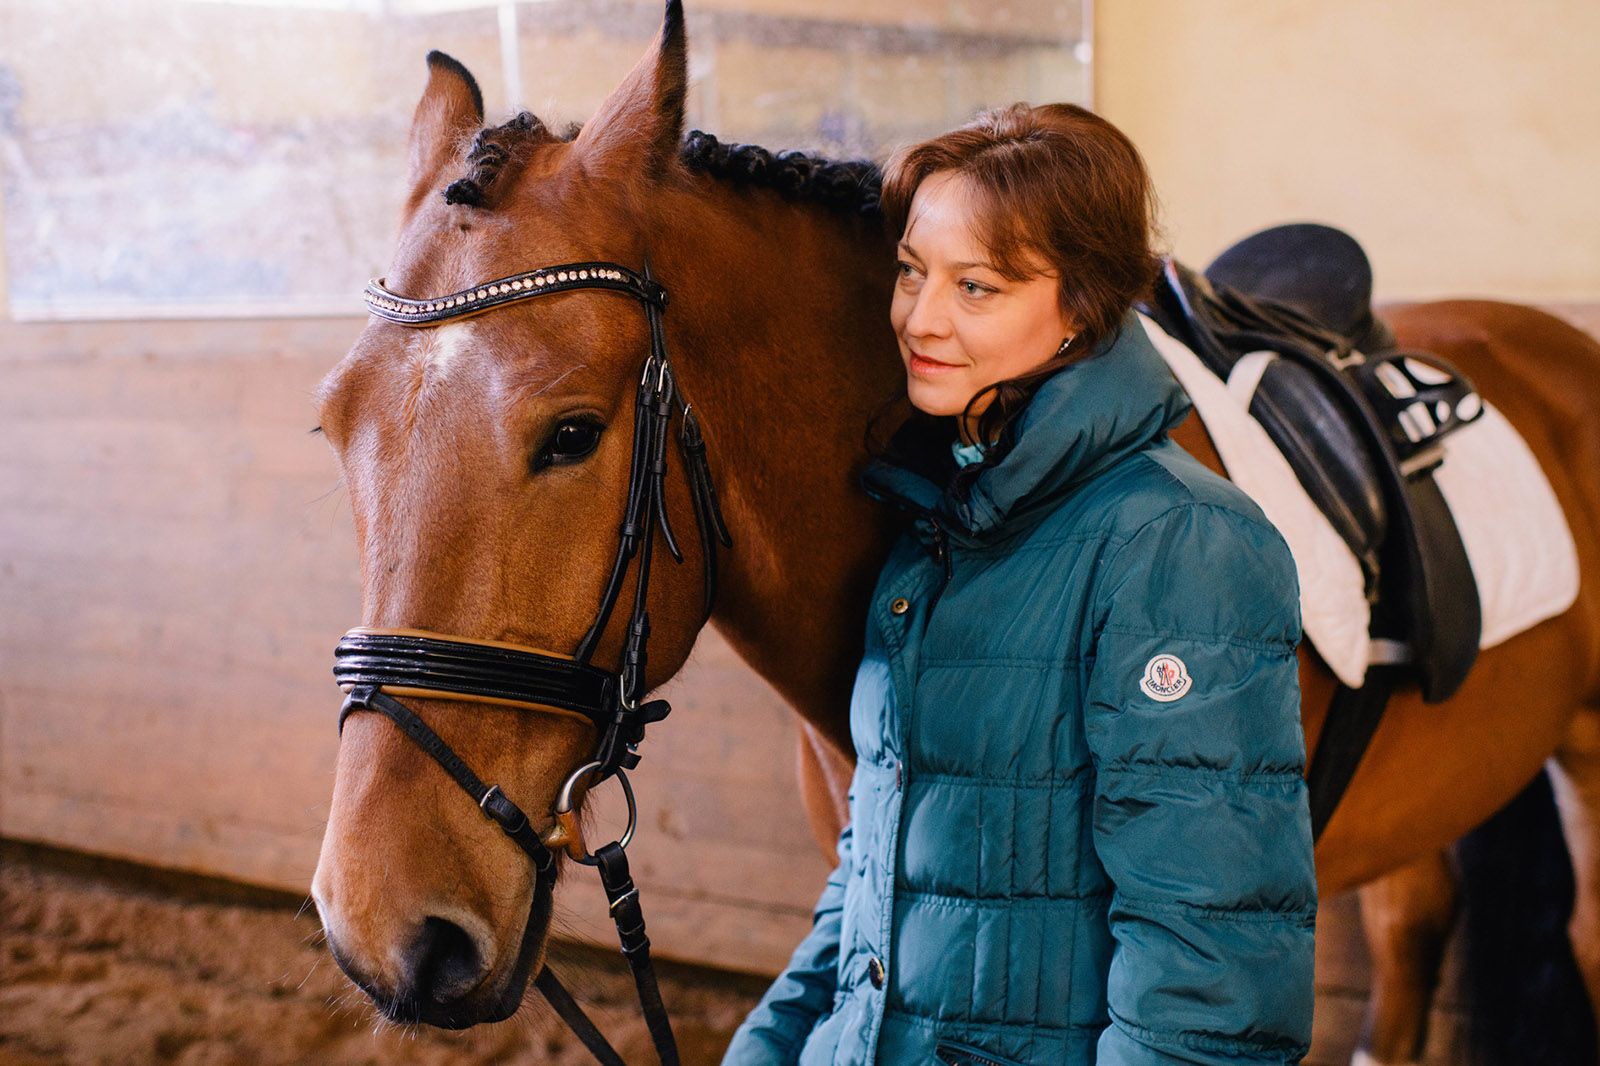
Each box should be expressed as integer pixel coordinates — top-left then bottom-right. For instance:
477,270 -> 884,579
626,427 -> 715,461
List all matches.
1138,222 -> 1484,704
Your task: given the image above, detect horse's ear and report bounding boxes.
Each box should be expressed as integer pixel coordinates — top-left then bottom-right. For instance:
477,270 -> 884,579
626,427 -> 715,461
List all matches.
407,50 -> 485,195
571,0 -> 687,181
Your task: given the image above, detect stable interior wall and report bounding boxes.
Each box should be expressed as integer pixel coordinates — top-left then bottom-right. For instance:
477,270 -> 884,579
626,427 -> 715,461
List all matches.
1094,0 -> 1600,304
0,312 -> 836,976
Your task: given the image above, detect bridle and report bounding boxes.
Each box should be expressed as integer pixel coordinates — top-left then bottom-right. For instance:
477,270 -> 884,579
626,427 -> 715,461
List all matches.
332,257 -> 730,1065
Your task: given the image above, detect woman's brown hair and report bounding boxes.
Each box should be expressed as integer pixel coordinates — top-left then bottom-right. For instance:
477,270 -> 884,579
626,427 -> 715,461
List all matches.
868,102 -> 1165,475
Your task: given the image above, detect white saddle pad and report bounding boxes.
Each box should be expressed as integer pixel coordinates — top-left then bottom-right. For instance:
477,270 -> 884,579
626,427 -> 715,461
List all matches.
1137,311 -> 1580,688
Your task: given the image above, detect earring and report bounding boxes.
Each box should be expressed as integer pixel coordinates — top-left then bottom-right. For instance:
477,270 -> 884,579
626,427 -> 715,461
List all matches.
1054,334 -> 1077,358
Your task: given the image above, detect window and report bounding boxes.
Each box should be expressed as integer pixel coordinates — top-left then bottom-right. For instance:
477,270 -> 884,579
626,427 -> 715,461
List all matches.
0,0 -> 1090,319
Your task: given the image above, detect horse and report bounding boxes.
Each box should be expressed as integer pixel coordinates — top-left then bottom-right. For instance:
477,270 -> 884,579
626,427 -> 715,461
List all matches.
309,2 -> 1600,1058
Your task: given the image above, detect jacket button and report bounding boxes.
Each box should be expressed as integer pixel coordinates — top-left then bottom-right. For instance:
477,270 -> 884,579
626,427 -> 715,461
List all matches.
889,596 -> 910,615
867,956 -> 886,989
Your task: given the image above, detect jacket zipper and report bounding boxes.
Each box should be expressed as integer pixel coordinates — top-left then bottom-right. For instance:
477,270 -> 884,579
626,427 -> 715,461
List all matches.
933,1040 -> 1028,1066
926,515 -> 953,589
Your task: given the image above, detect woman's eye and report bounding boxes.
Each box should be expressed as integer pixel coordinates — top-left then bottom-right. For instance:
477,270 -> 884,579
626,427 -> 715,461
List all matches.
896,260 -> 916,279
531,417 -> 604,472
960,279 -> 990,297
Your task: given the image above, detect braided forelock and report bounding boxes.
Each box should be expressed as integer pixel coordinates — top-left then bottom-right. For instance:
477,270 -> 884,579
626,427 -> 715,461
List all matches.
442,111 -> 555,207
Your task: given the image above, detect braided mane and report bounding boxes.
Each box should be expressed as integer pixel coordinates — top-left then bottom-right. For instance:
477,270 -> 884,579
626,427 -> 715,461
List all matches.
679,129 -> 882,216
441,111 -> 884,217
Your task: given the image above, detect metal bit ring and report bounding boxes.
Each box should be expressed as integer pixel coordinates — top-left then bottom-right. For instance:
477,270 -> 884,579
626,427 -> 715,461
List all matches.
548,760 -> 637,865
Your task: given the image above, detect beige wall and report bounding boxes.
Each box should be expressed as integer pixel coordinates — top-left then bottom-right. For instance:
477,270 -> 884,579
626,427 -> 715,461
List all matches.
1095,0 -> 1600,303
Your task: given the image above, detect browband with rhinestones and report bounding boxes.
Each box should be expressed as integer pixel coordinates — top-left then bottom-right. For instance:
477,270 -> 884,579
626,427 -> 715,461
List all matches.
363,260 -> 667,327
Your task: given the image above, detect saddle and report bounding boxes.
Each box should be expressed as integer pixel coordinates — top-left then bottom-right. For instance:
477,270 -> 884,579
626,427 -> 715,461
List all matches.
1137,223 -> 1487,837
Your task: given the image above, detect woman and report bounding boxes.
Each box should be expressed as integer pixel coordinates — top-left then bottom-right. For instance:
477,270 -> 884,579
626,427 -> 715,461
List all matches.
723,103 -> 1316,1066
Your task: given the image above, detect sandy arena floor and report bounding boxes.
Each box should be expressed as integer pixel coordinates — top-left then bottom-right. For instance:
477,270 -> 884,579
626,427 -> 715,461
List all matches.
0,843 -> 768,1066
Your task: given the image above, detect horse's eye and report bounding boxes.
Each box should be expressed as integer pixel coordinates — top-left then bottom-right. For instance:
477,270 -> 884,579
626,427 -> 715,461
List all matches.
532,417 -> 604,472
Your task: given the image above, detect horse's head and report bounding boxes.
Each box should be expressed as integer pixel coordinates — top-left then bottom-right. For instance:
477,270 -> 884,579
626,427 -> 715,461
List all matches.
310,2 -> 717,1028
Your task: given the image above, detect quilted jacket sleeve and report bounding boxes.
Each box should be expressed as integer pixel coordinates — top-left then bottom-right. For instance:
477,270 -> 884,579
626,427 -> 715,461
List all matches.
720,818 -> 853,1065
1084,502 -> 1317,1065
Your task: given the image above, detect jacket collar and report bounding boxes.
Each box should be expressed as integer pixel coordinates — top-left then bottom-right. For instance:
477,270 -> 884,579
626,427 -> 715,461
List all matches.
860,309 -> 1192,544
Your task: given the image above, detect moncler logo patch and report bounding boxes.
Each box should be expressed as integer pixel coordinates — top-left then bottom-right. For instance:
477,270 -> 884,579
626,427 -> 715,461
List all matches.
1140,654 -> 1191,702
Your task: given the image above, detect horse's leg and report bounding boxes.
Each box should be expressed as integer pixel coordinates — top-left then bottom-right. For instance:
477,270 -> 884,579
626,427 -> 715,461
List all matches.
1351,852 -> 1460,1066
795,717 -> 854,860
1549,703 -> 1600,1044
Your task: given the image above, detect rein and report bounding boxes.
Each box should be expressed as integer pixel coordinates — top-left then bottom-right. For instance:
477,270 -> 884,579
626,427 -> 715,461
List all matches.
333,257 -> 731,1064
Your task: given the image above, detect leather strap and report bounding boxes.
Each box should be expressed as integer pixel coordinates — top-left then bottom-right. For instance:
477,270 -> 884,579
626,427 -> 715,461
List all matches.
341,684 -> 679,1064
597,841 -> 680,1066
339,686 -> 554,873
1307,664 -> 1405,841
680,406 -> 734,624
364,261 -> 666,326
534,968 -> 629,1066
335,630 -> 615,726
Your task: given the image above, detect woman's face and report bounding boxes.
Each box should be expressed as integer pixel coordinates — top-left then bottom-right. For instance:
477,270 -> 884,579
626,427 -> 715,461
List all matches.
891,169 -> 1078,439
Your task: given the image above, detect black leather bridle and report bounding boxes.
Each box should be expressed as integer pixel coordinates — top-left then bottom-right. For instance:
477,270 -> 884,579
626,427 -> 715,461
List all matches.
333,257 -> 730,1065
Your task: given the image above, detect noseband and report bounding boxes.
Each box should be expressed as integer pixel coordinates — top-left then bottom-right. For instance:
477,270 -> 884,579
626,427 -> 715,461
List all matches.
333,258 -> 730,1064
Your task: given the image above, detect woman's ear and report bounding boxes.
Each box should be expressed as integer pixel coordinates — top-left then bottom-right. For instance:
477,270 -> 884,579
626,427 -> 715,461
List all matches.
1058,299 -> 1086,342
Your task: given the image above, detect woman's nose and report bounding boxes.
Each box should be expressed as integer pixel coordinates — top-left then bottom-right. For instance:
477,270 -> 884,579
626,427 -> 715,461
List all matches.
902,285 -> 951,341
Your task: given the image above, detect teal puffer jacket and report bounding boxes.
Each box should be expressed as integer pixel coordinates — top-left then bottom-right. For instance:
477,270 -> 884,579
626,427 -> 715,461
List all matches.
723,310 -> 1317,1065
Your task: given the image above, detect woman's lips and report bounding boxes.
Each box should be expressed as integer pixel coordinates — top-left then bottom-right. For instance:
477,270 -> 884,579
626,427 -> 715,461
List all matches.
909,350 -> 962,375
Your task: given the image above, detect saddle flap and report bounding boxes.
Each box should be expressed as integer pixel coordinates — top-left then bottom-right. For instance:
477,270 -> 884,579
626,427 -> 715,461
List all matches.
1242,355 -> 1386,596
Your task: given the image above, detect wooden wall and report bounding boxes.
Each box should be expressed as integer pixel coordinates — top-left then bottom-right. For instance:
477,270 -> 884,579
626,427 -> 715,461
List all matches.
0,315 -> 832,975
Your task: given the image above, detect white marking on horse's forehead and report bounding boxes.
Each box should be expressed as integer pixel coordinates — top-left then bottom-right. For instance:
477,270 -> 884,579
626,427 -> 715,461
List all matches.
413,321 -> 476,375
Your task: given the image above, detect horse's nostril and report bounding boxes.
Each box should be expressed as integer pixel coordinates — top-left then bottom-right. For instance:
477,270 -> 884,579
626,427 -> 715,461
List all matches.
405,916 -> 487,1005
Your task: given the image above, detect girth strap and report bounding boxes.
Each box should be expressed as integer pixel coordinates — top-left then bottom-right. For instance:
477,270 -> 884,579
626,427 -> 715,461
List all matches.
1307,664 -> 1405,841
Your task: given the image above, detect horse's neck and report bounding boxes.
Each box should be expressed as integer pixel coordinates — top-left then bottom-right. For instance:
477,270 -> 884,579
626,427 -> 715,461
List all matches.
655,178 -> 904,753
